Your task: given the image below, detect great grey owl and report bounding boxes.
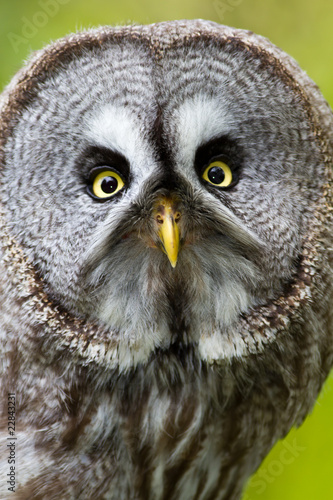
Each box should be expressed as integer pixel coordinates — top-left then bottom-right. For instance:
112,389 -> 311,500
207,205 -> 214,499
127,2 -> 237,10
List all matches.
0,19 -> 332,500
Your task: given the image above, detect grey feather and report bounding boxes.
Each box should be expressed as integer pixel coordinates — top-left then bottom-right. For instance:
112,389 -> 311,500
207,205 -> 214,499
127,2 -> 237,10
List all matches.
0,20 -> 332,500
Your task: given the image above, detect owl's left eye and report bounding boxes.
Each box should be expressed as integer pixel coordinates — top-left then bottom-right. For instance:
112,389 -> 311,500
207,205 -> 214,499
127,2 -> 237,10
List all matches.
202,160 -> 233,188
87,168 -> 125,200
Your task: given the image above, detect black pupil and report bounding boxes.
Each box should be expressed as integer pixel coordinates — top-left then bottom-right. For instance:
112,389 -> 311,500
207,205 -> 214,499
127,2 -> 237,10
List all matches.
207,166 -> 225,184
101,176 -> 118,194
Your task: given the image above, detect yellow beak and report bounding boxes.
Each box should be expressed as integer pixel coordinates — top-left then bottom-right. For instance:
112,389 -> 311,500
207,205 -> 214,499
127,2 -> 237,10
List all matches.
154,197 -> 181,268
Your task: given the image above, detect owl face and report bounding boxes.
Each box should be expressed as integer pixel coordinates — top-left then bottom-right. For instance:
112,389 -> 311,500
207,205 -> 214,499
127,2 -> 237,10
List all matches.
1,31 -> 324,367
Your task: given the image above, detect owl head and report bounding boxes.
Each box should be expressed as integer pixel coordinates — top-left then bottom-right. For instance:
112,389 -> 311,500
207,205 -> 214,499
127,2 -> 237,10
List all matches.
0,20 -> 332,371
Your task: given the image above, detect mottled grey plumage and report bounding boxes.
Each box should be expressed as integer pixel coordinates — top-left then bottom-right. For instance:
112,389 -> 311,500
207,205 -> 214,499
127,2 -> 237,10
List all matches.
0,20 -> 332,500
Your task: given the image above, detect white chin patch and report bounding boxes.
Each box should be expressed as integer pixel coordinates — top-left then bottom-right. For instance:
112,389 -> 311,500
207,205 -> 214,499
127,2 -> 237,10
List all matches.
89,238 -> 257,369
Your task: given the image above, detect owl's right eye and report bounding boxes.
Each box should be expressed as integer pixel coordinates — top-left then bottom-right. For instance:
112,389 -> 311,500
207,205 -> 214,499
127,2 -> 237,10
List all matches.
87,167 -> 125,200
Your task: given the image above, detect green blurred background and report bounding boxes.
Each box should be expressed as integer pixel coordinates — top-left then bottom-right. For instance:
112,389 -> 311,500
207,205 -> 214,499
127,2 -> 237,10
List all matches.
1,0 -> 332,498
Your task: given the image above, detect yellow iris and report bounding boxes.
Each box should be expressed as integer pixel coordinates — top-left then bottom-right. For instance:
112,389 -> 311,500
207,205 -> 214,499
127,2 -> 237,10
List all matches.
202,160 -> 233,188
92,170 -> 124,198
